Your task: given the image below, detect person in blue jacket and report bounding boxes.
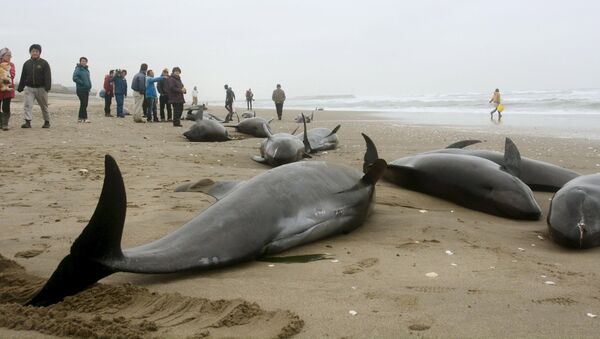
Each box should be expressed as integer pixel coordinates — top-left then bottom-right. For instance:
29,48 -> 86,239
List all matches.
144,69 -> 165,122
72,57 -> 92,123
111,69 -> 128,118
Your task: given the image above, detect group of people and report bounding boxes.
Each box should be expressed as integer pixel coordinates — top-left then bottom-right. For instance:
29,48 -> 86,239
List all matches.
0,44 -> 52,130
222,83 -> 287,122
101,64 -> 188,127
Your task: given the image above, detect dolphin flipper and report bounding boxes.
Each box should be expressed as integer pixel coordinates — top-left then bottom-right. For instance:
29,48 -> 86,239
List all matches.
175,179 -> 243,200
445,139 -> 482,149
252,155 -> 268,164
27,155 -> 126,306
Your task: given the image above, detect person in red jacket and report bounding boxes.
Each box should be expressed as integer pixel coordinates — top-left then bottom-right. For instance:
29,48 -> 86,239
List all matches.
103,70 -> 114,117
0,47 -> 15,131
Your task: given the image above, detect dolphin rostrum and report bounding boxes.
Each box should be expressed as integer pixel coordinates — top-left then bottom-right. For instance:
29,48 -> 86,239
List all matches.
27,134 -> 387,306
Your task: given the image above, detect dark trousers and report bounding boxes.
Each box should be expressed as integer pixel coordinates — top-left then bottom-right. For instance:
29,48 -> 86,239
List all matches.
159,95 -> 172,120
145,97 -> 158,121
115,94 -> 125,117
275,102 -> 284,119
247,99 -> 252,110
142,93 -> 148,115
172,102 -> 184,126
0,98 -> 11,129
76,91 -> 89,120
104,94 -> 112,115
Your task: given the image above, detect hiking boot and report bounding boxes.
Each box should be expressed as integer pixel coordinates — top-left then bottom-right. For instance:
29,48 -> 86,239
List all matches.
21,120 -> 31,128
42,121 -> 50,128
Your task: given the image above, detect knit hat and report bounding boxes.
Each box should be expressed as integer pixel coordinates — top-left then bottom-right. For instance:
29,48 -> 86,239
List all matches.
172,67 -> 181,73
29,44 -> 42,53
0,47 -> 10,59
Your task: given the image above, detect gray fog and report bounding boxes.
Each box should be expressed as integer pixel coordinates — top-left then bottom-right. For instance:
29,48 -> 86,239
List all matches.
3,0 -> 599,100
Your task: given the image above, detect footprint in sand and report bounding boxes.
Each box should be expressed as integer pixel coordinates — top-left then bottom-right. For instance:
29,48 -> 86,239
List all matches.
342,257 -> 379,274
14,244 -> 50,259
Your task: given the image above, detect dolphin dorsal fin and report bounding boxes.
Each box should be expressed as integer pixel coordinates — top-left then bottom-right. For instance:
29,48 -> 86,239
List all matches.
502,137 -> 521,177
302,113 -> 312,153
445,139 -> 481,149
361,159 -> 387,185
328,125 -> 341,137
361,133 -> 379,174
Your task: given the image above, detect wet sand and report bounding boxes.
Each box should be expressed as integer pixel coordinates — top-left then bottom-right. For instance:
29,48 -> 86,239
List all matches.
1,95 -> 600,338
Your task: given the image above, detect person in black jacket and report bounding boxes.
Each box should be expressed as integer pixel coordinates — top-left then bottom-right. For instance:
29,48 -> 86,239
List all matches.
165,67 -> 186,127
17,44 -> 51,128
157,68 -> 172,122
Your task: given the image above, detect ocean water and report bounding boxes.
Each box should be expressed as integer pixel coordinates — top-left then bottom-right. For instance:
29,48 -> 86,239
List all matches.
213,89 -> 600,139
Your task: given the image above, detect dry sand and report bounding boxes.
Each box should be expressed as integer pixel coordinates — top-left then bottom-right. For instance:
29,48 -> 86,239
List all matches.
1,94 -> 600,338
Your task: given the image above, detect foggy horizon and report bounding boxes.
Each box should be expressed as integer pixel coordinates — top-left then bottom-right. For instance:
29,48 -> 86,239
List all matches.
3,0 -> 599,101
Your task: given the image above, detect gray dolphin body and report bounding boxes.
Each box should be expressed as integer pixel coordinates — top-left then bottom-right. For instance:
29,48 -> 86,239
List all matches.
547,174 -> 600,249
429,140 -> 580,192
296,125 -> 340,153
27,134 -> 387,307
183,120 -> 230,142
228,117 -> 273,138
384,139 -> 541,220
252,123 -> 310,167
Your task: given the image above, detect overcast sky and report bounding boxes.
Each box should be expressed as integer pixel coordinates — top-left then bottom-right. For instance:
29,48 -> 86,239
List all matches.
3,0 -> 599,100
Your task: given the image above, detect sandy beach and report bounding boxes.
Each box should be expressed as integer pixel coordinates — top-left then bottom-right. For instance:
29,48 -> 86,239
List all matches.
2,94 -> 600,338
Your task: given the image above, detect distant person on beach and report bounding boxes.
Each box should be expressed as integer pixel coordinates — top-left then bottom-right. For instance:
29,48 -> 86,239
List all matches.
272,84 -> 286,120
192,86 -> 198,105
246,88 -> 254,110
131,63 -> 148,123
72,57 -> 92,123
103,70 -> 114,117
144,69 -> 165,122
224,84 -> 235,122
17,44 -> 51,129
0,47 -> 15,131
157,69 -> 172,122
489,88 -> 502,119
112,69 -> 128,118
166,66 -> 185,127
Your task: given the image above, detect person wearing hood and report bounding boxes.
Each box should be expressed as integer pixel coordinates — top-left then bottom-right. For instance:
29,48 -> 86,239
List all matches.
0,47 -> 15,131
17,44 -> 52,129
165,67 -> 186,127
72,57 -> 92,123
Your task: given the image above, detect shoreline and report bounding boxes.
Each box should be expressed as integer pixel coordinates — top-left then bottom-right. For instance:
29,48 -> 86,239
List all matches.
1,96 -> 600,337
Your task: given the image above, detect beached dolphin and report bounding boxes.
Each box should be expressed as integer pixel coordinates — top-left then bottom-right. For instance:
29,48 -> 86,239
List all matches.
295,123 -> 340,153
252,119 -> 311,166
26,134 -> 387,307
241,111 -> 256,119
226,117 -> 273,138
428,140 -> 580,192
384,138 -> 542,219
183,111 -> 231,142
547,174 -> 600,249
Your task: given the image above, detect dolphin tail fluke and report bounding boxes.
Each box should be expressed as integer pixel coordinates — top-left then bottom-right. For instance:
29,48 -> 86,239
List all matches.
361,133 -> 379,173
360,133 -> 387,184
27,155 -> 126,307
